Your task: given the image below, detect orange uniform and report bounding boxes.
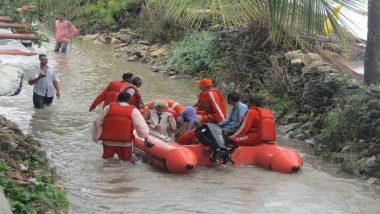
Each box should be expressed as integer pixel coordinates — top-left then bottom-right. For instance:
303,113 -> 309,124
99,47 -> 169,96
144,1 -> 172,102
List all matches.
231,107 -> 277,146
99,103 -> 135,161
196,88 -> 227,123
121,84 -> 142,107
90,81 -> 129,109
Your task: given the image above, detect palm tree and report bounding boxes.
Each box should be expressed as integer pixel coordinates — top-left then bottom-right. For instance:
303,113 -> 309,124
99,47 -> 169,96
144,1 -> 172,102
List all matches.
154,0 -> 364,44
364,0 -> 380,85
153,0 -> 373,80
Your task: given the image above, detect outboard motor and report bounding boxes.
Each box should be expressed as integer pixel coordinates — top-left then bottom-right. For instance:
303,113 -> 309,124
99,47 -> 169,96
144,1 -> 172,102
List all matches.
195,123 -> 235,164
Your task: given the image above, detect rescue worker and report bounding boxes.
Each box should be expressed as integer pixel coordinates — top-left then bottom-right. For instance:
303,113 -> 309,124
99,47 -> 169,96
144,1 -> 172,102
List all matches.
89,72 -> 133,111
123,75 -> 144,108
229,96 -> 277,146
92,92 -> 149,161
194,78 -> 227,124
218,91 -> 248,134
143,100 -> 177,138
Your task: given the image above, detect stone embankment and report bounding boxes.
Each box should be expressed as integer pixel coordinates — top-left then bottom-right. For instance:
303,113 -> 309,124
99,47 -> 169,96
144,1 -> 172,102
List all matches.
276,51 -> 380,184
80,29 -> 183,77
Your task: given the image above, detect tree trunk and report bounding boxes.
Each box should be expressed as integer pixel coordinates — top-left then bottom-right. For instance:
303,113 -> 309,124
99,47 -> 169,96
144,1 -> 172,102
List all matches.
364,0 -> 380,85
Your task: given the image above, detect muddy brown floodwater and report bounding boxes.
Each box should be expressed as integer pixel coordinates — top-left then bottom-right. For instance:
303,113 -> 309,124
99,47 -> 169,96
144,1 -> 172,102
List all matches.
0,40 -> 379,214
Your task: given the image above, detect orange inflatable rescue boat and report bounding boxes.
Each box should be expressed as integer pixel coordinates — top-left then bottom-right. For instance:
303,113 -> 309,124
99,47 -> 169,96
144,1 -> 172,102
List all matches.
134,100 -> 302,174
133,131 -> 198,173
180,123 -> 302,173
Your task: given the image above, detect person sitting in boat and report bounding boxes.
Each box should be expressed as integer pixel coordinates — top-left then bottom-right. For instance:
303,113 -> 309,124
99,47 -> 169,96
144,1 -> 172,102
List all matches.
92,92 -> 149,161
176,106 -> 202,143
124,75 -> 144,109
229,96 -> 277,146
218,91 -> 248,135
143,100 -> 177,138
89,72 -> 133,111
194,78 -> 227,124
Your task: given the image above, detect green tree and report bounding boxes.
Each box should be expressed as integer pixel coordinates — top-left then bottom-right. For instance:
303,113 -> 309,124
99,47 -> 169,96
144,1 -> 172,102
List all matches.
364,0 -> 380,85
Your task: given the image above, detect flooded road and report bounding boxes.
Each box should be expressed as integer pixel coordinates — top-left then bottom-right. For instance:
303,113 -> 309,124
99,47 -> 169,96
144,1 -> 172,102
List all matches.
0,40 -> 379,214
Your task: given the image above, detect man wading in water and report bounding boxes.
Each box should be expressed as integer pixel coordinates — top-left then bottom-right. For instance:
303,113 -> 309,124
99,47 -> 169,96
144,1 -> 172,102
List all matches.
54,14 -> 78,53
28,54 -> 61,108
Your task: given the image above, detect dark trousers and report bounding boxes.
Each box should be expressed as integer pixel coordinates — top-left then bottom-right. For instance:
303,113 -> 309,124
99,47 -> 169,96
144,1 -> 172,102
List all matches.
54,41 -> 68,53
33,92 -> 53,108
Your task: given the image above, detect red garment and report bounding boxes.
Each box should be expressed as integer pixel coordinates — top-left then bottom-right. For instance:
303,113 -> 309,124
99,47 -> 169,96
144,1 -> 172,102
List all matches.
195,88 -> 227,123
91,81 -> 129,109
231,107 -> 261,146
99,103 -> 134,142
231,107 -> 276,146
176,130 -> 196,145
55,20 -> 78,42
102,144 -> 132,161
122,84 -> 142,107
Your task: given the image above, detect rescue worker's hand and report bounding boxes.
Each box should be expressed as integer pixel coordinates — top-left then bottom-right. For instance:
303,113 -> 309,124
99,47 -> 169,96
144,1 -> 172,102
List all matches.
56,90 -> 61,99
89,106 -> 95,112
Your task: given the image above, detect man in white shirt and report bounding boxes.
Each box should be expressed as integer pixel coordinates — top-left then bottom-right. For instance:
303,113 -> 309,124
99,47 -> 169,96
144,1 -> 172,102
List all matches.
28,54 -> 60,108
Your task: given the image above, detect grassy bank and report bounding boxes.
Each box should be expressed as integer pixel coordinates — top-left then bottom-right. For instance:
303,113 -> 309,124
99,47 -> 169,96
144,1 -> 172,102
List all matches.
0,116 -> 69,214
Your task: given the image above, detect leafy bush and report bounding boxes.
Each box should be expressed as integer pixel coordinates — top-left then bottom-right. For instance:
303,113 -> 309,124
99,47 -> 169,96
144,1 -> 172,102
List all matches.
168,31 -> 223,76
317,92 -> 370,152
135,2 -> 184,42
256,90 -> 300,115
0,176 -> 69,214
72,0 -> 142,33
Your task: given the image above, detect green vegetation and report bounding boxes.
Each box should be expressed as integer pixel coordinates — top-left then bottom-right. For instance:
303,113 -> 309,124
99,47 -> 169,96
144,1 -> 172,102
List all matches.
0,175 -> 68,214
0,0 -> 49,47
0,158 -> 69,214
255,90 -> 299,116
0,116 -> 69,214
168,31 -> 223,76
72,0 -> 142,33
35,0 -> 142,33
135,2 -> 184,42
314,87 -> 375,155
155,0 -> 365,47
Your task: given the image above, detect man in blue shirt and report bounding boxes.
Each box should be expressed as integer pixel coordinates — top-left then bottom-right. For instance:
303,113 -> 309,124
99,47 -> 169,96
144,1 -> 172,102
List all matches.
218,91 -> 248,134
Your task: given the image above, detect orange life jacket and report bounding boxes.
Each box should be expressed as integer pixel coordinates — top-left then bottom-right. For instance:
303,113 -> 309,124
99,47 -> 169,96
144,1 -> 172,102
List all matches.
234,107 -> 277,142
196,88 -> 227,121
125,84 -> 142,107
104,81 -> 129,107
100,103 -> 135,142
257,107 -> 277,142
250,107 -> 276,142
